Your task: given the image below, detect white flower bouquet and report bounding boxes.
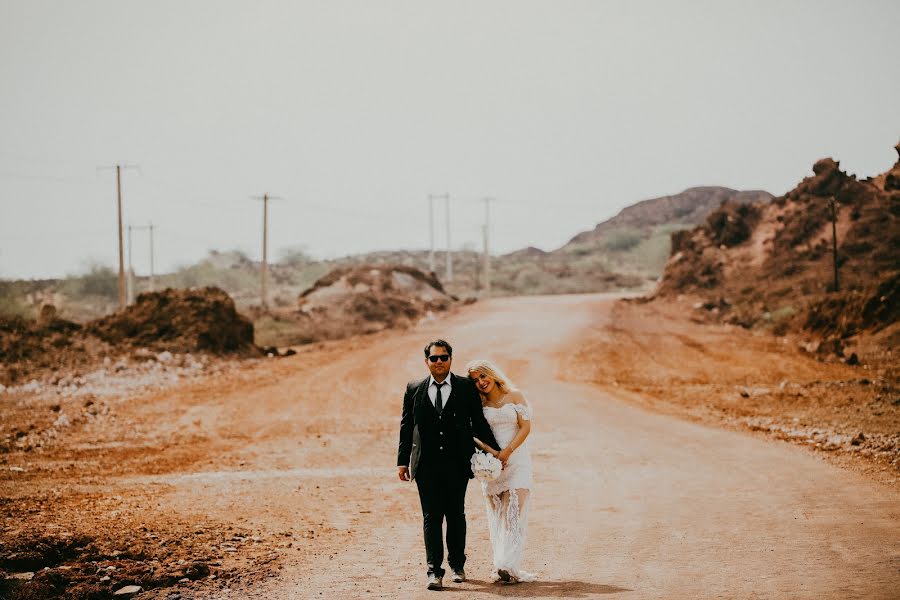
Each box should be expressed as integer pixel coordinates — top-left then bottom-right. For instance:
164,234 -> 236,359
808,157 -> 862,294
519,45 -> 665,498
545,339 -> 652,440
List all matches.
470,450 -> 502,482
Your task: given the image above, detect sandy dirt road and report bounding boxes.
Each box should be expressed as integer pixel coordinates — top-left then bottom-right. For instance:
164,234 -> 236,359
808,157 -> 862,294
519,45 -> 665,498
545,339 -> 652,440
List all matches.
5,294 -> 900,599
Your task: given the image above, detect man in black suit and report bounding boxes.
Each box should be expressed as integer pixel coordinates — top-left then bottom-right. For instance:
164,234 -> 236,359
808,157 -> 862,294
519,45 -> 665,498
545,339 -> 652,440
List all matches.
397,339 -> 500,590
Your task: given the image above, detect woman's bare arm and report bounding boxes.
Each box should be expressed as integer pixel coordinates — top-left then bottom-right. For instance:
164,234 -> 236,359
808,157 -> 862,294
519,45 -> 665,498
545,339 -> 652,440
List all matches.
497,391 -> 532,463
473,437 -> 500,458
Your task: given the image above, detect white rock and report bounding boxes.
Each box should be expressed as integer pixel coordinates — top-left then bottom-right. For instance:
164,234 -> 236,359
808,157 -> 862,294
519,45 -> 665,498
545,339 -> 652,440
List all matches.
8,572 -> 34,580
157,351 -> 174,363
113,585 -> 143,595
54,413 -> 71,428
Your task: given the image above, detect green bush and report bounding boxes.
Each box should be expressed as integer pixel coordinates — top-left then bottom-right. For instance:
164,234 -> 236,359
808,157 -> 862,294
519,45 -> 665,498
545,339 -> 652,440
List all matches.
603,229 -> 642,252
74,263 -> 118,299
0,282 -> 31,318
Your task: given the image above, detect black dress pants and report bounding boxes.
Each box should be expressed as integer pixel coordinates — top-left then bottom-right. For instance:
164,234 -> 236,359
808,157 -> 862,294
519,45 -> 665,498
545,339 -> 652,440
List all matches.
415,464 -> 469,577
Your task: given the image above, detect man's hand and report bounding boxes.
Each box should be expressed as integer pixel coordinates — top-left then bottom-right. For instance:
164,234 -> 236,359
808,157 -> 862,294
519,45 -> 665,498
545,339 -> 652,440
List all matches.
397,466 -> 410,481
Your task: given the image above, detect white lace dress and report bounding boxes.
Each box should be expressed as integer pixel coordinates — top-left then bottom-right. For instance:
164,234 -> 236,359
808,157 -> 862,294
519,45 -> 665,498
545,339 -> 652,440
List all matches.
481,403 -> 535,582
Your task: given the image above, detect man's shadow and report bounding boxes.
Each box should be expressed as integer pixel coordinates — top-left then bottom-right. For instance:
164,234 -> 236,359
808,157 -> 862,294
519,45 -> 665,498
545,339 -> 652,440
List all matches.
447,579 -> 632,597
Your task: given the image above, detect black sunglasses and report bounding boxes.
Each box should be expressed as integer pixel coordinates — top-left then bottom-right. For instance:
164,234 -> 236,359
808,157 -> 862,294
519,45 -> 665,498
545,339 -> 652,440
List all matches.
428,354 -> 451,363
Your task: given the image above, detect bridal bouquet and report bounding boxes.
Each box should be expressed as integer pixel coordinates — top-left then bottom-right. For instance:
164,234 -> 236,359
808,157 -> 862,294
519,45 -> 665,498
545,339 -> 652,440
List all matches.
471,450 -> 502,482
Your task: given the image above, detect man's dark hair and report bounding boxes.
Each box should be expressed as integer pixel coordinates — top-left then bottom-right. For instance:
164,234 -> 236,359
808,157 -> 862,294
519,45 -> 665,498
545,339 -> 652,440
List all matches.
424,339 -> 453,357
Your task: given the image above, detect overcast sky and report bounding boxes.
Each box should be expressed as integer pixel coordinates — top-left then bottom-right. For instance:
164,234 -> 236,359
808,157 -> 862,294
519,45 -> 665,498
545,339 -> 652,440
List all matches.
1,1 -> 898,280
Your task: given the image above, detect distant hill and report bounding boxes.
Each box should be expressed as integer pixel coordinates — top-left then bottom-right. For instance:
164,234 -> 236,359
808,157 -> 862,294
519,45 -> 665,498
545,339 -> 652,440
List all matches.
0,186 -> 777,320
554,187 -> 773,278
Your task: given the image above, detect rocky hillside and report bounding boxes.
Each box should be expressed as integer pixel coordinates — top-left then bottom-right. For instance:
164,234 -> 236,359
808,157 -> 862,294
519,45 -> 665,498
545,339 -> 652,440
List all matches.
566,187 -> 773,244
555,187 -> 773,278
655,143 -> 900,344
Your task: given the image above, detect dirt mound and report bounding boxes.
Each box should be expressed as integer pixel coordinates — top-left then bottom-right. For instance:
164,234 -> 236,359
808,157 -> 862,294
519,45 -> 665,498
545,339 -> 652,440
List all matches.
0,314 -> 109,385
88,287 -> 255,354
655,142 -> 900,342
292,264 -> 455,341
0,287 -> 257,385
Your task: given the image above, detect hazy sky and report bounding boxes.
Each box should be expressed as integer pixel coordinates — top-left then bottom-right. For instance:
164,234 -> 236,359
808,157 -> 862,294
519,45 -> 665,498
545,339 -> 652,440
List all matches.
1,1 -> 898,280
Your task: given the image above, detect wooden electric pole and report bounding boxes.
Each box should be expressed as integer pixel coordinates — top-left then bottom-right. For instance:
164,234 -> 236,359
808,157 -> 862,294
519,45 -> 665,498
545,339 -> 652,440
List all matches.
830,197 -> 840,292
252,194 -> 282,310
127,223 -> 156,301
98,163 -> 139,310
427,193 -> 449,274
481,197 -> 495,295
445,195 -> 452,282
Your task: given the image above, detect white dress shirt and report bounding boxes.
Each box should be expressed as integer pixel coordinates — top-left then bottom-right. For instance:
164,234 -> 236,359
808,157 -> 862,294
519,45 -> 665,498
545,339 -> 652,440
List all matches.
427,375 -> 452,408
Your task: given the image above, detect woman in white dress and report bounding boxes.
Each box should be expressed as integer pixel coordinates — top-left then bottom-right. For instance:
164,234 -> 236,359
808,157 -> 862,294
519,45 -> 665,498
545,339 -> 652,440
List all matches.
466,359 -> 535,583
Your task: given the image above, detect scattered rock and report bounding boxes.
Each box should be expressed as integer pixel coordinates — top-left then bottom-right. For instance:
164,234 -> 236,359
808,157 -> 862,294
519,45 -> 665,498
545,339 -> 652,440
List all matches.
184,561 -> 210,580
851,432 -> 865,445
113,584 -> 143,595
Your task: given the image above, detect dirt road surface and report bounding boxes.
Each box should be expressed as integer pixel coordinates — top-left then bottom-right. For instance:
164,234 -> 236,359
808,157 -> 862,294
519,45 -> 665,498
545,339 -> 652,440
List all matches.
4,294 -> 899,599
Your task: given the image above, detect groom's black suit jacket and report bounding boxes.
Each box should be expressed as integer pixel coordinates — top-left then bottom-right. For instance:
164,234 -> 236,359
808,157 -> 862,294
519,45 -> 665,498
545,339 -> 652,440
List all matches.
398,372 -> 500,480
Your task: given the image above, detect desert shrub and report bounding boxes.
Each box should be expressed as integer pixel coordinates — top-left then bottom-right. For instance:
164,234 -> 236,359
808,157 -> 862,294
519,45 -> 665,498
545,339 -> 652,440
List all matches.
769,306 -> 796,322
632,232 -> 678,273
706,202 -> 761,247
775,199 -> 831,251
603,229 -> 642,252
67,263 -> 118,299
278,246 -> 313,266
165,262 -> 257,294
0,282 -> 31,318
670,229 -> 695,254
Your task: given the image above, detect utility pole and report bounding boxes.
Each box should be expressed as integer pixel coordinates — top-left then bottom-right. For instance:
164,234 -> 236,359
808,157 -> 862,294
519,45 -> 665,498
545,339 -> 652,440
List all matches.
830,197 -> 840,292
148,223 -> 155,292
251,193 -> 282,310
127,223 -> 156,301
481,197 -> 495,295
127,225 -> 135,304
98,163 -> 139,310
445,196 -> 453,282
427,193 -> 448,274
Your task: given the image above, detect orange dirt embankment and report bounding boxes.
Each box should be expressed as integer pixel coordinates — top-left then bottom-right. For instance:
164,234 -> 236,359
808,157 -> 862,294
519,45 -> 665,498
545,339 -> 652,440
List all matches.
563,297 -> 899,480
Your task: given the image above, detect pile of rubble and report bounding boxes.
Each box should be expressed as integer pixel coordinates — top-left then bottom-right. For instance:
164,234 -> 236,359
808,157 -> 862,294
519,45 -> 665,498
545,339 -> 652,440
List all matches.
0,287 -> 259,386
292,264 -> 456,341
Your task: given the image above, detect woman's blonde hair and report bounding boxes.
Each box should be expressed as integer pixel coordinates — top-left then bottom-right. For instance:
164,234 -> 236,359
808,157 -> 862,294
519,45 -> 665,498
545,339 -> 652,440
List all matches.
465,359 -> 516,394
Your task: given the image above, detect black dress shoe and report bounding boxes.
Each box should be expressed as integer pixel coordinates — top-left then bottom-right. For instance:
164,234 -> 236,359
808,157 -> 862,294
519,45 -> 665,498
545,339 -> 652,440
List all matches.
427,573 -> 443,590
451,568 -> 466,583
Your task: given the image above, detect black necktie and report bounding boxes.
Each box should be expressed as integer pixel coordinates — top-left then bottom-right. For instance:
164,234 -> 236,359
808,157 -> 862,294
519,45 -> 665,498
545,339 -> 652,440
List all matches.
434,381 -> 445,415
